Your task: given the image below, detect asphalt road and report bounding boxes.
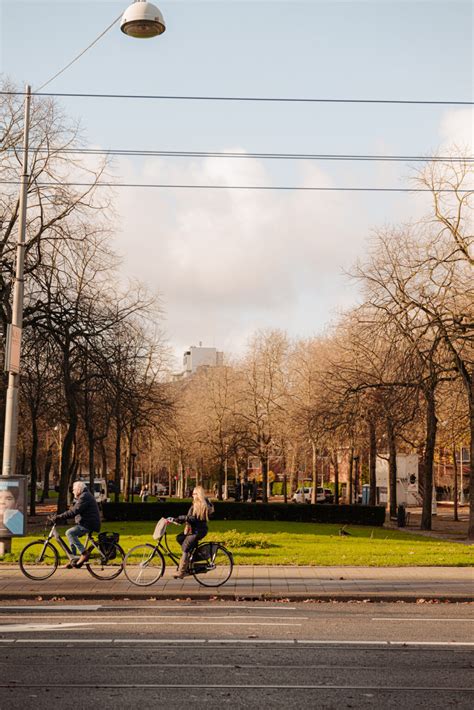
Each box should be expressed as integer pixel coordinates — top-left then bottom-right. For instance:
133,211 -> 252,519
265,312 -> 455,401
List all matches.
0,601 -> 472,709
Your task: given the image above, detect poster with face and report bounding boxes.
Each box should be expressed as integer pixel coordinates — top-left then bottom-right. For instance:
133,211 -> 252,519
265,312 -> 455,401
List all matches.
0,477 -> 26,536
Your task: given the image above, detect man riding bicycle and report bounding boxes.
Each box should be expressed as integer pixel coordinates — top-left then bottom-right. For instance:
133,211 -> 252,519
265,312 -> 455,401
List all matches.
52,481 -> 101,567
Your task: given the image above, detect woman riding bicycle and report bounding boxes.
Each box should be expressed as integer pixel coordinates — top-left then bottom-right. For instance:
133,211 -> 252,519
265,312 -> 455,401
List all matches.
174,486 -> 214,578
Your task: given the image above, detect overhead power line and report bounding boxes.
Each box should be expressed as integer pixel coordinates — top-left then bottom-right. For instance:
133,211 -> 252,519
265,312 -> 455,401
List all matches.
35,15 -> 122,93
3,148 -> 473,163
1,91 -> 473,106
1,180 -> 471,193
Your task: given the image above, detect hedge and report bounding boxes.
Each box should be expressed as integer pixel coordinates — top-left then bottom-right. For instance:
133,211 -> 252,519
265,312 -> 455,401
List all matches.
102,501 -> 386,526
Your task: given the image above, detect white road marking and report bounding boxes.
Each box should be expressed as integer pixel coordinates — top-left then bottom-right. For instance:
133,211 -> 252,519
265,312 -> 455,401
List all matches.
207,639 -> 294,644
298,640 -> 474,647
0,604 -> 298,612
0,623 -> 89,632
113,639 -> 207,643
0,614 -> 308,621
3,638 -> 474,647
389,641 -> 474,646
0,605 -> 101,612
296,639 -> 390,646
0,621 -> 300,632
372,618 -> 474,622
20,639 -> 114,643
1,682 -> 473,690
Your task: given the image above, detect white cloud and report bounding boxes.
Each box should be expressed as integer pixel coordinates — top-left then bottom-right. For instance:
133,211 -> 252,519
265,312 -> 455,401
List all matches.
113,152 -> 371,359
439,108 -> 473,151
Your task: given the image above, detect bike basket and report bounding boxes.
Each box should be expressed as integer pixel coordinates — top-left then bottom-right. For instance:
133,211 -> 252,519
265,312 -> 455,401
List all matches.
98,532 -> 120,559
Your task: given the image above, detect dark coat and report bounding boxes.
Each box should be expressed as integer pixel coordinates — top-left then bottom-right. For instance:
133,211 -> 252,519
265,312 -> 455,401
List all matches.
56,489 -> 101,532
177,499 -> 214,536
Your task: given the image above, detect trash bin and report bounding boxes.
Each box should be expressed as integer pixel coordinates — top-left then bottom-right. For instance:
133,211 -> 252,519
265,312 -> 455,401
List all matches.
397,504 -> 406,527
362,484 -> 370,505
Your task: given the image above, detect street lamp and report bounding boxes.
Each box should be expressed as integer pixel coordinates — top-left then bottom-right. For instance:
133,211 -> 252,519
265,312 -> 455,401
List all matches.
121,1 -> 166,38
0,5 -> 166,555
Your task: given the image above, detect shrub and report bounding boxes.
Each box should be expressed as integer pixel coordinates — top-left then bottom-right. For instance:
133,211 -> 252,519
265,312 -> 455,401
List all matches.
102,501 -> 386,526
208,529 -> 274,548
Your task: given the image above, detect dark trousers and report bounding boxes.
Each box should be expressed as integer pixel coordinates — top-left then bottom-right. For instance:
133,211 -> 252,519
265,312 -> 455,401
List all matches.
176,531 -> 206,554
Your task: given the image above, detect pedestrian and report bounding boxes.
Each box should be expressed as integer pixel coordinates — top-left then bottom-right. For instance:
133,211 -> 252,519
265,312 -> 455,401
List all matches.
173,486 -> 214,578
140,484 -> 149,502
52,480 -> 101,567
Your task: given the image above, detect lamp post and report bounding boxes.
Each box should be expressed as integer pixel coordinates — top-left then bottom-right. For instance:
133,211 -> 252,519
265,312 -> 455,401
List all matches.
0,2 -> 166,555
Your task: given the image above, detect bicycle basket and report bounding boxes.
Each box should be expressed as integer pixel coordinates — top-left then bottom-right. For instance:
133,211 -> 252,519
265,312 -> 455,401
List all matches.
98,532 -> 120,560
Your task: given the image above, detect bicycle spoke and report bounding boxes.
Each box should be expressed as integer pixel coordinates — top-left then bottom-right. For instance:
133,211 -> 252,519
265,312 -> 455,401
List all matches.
86,543 -> 124,580
19,541 -> 59,580
191,544 -> 233,588
123,544 -> 165,586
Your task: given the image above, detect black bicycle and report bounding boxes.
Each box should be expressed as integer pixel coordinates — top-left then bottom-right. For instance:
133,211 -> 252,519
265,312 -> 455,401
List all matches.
19,521 -> 125,581
123,519 -> 233,588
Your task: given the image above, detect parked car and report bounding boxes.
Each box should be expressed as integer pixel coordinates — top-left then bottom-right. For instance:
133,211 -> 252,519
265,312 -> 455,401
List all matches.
292,486 -> 312,503
92,479 -> 109,503
292,486 -> 334,504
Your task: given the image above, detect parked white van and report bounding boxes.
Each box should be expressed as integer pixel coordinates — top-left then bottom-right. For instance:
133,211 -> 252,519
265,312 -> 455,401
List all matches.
92,479 -> 109,503
292,486 -> 312,503
292,486 -> 334,504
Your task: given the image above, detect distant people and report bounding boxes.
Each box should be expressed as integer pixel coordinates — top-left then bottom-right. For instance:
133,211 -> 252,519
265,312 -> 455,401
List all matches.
0,484 -> 24,535
251,480 -> 258,503
140,484 -> 149,502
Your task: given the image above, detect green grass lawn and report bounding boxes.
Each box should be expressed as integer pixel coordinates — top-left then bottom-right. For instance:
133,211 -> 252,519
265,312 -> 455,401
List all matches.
5,520 -> 473,566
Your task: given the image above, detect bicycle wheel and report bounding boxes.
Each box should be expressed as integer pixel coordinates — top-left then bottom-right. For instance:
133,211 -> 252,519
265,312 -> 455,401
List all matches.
123,544 -> 165,586
191,543 -> 233,587
19,540 -> 59,580
86,543 -> 125,580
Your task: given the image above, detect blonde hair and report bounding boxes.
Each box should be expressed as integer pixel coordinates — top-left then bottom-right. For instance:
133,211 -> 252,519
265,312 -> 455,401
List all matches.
191,486 -> 209,520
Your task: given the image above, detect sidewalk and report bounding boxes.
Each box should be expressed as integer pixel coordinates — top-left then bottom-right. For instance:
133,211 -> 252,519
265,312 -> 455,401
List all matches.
0,565 -> 472,602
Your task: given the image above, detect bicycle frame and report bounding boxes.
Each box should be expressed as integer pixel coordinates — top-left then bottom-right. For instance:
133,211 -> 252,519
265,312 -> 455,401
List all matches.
47,524 -> 99,560
155,526 -> 221,571
156,526 -> 181,566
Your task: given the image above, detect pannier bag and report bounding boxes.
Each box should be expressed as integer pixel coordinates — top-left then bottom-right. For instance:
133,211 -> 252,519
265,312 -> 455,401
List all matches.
98,532 -> 120,559
193,542 -> 217,563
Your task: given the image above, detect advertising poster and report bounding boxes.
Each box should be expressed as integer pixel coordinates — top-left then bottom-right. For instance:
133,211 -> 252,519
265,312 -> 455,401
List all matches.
0,476 -> 27,536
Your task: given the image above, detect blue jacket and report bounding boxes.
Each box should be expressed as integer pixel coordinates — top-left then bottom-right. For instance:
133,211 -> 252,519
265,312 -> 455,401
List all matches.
56,489 -> 101,532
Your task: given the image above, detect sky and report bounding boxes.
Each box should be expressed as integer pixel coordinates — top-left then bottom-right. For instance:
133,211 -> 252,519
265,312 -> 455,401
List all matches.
0,1 -> 473,370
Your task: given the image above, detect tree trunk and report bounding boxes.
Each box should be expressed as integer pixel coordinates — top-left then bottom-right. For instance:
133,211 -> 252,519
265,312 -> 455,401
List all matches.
368,419 -> 377,506
332,449 -> 340,504
114,420 -> 122,504
88,429 -> 95,491
261,453 -> 268,504
348,448 -> 354,504
354,455 -> 360,504
421,389 -> 437,531
29,417 -> 39,516
311,440 -> 317,504
41,444 -> 53,502
57,417 -> 77,513
452,445 -> 459,523
289,445 -> 297,496
468,370 -> 474,540
387,418 -> 397,518
100,440 -> 108,480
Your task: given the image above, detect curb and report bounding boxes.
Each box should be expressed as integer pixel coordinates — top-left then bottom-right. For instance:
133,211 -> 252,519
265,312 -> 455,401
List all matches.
0,591 -> 472,603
